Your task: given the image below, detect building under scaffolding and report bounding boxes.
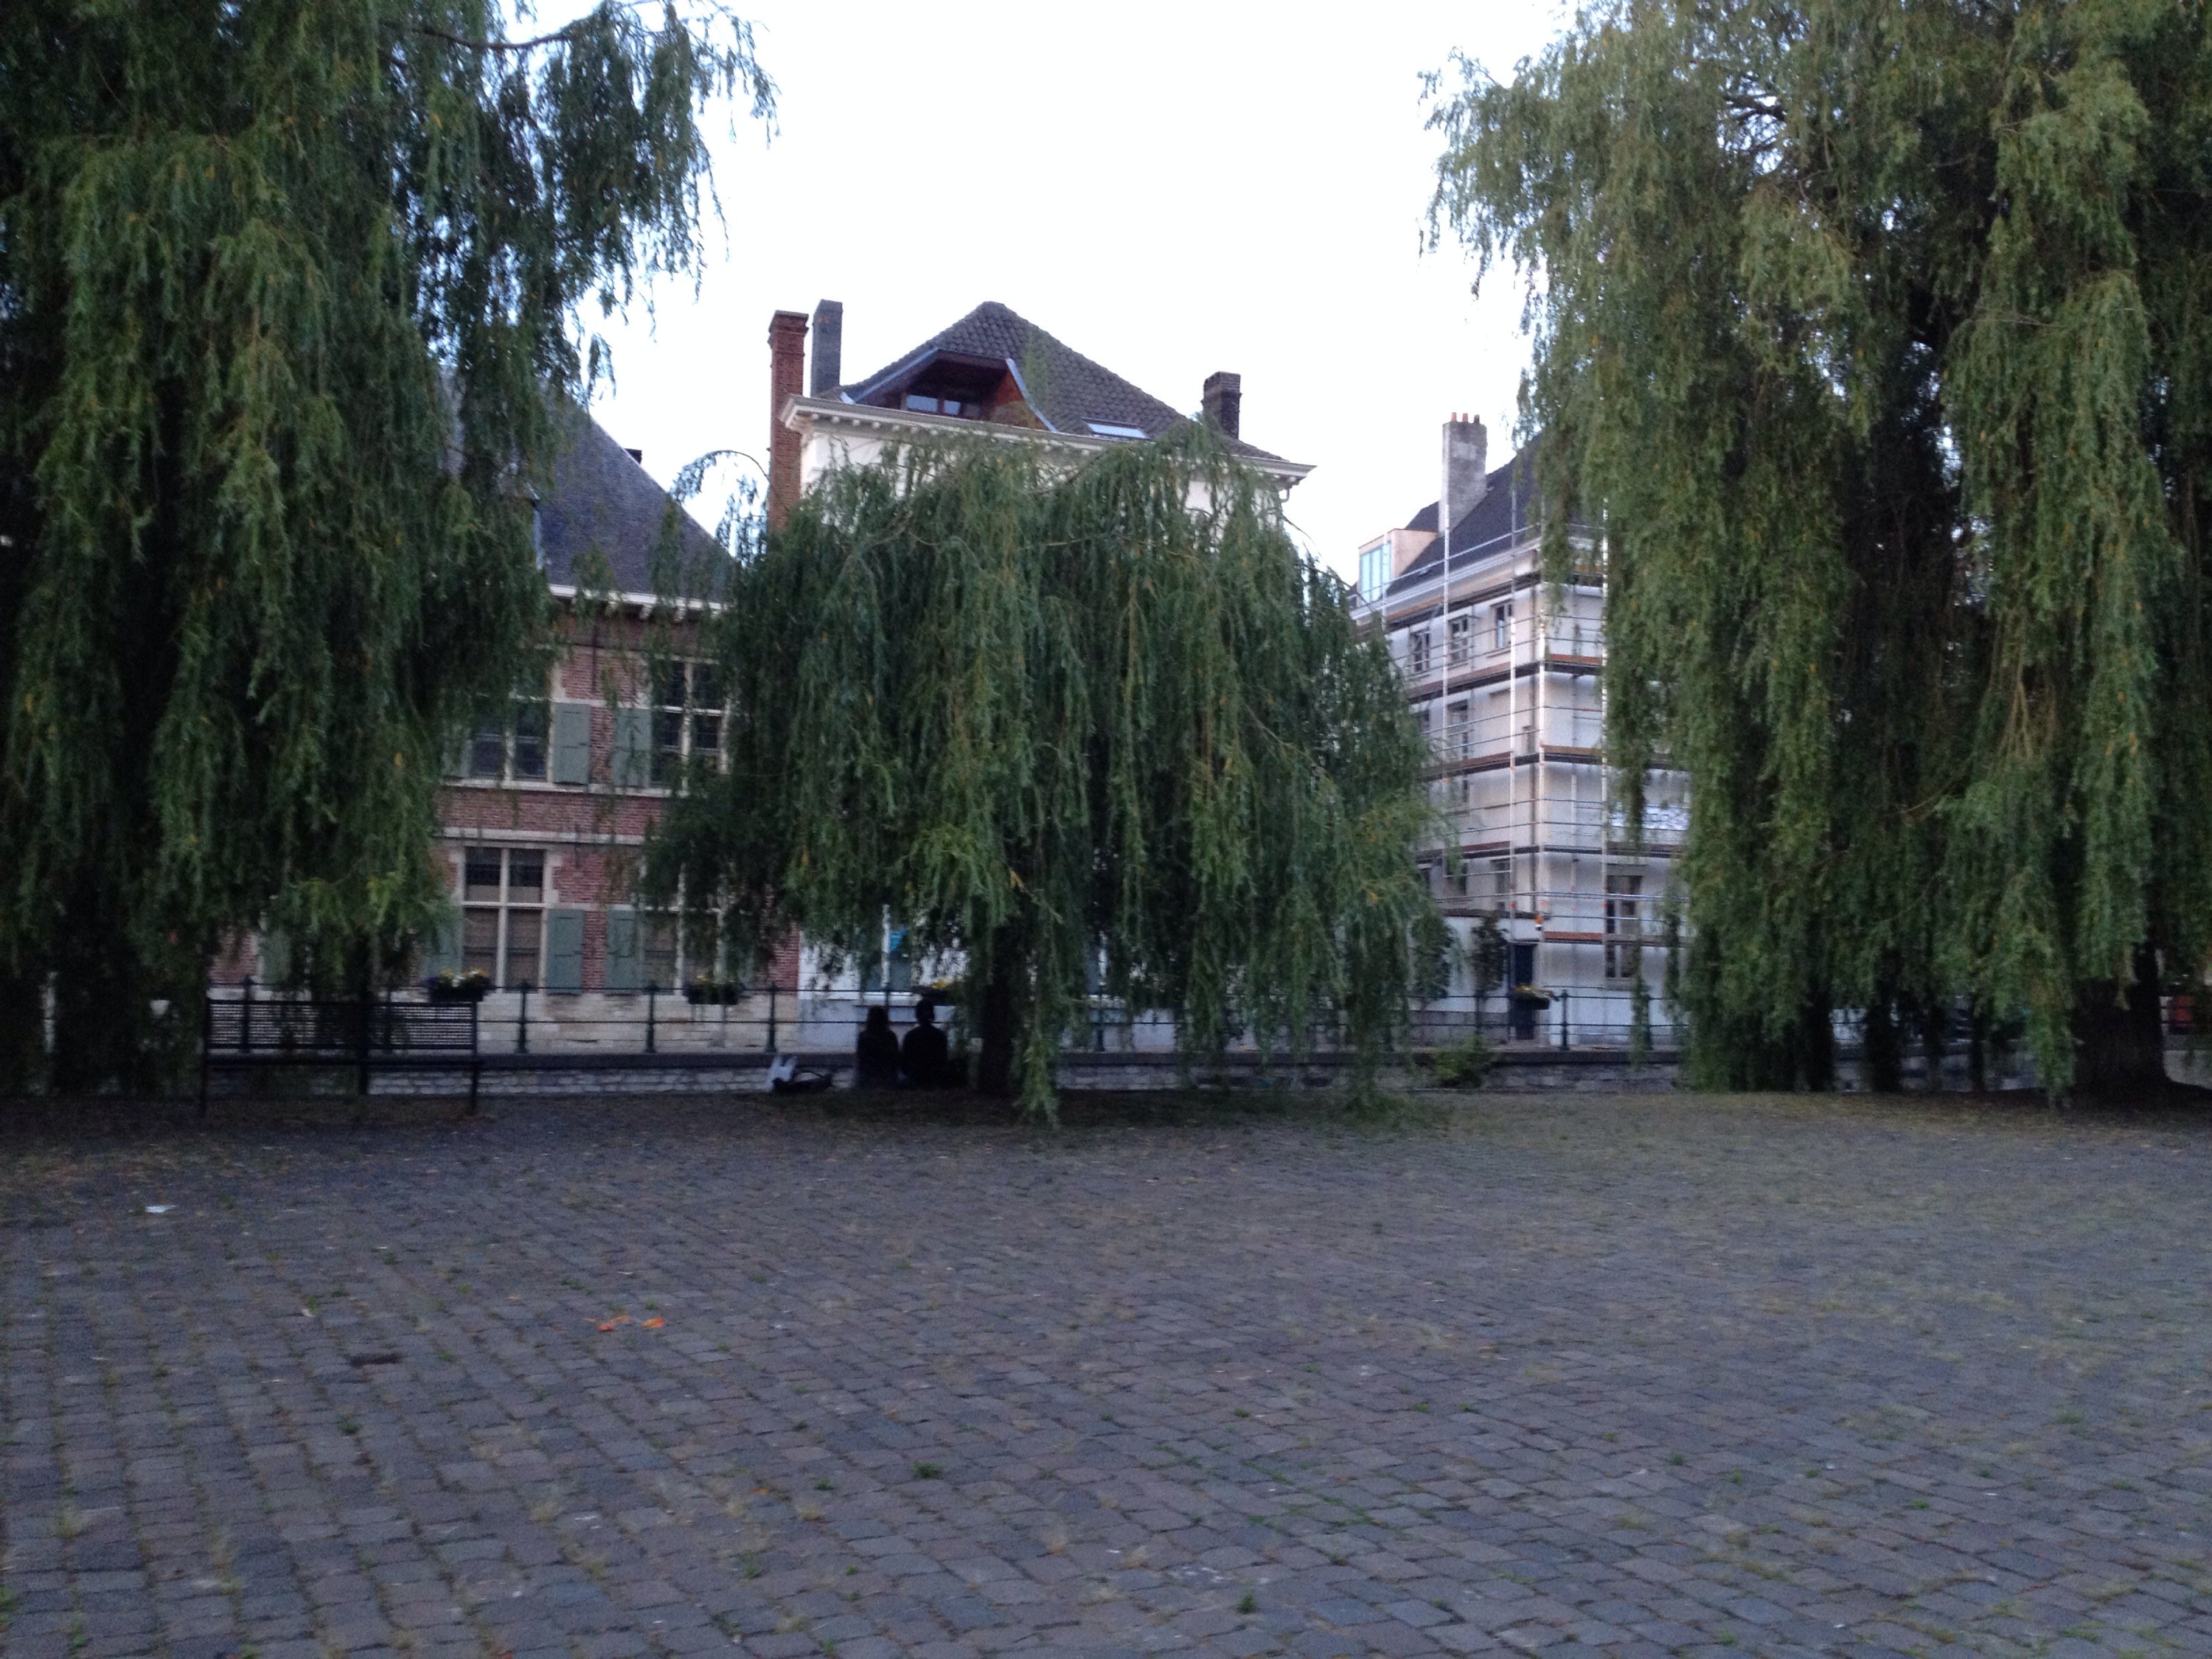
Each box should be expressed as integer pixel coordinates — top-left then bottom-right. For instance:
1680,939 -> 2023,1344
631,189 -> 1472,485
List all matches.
1351,418 -> 1688,1046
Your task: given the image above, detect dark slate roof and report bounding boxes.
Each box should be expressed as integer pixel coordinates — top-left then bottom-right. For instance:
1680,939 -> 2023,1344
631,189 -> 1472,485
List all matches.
840,300 -> 1287,464
1385,445 -> 1547,596
537,411 -> 723,594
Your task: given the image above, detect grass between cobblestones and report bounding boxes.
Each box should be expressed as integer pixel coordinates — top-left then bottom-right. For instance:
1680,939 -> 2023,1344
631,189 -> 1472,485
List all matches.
3,1089 -> 2210,1659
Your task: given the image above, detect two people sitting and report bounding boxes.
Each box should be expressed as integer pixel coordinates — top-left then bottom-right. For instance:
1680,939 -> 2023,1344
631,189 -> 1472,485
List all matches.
855,995 -> 953,1088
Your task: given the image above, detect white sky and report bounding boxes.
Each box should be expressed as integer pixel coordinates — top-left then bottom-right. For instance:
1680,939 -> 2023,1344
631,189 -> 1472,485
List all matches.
582,0 -> 1569,580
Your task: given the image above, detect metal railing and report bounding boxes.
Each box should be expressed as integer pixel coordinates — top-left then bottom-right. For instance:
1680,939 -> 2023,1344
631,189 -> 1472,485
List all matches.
201,980 -> 1677,1071
1408,992 -> 1681,1054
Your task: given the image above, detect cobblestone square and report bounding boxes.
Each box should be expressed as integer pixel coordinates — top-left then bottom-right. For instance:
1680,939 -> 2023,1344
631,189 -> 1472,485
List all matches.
4,1092 -> 2210,1658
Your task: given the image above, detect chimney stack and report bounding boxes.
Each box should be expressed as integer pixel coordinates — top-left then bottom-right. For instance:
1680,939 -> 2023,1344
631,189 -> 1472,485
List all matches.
810,299 -> 844,397
767,309 -> 808,529
1441,414 -> 1488,549
1202,371 -> 1242,441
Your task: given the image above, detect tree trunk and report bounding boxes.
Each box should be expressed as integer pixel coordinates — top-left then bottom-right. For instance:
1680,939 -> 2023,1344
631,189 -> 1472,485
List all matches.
2070,945 -> 2171,1100
975,965 -> 1018,1098
50,958 -> 162,1096
0,968 -> 46,1096
1863,1000 -> 1903,1093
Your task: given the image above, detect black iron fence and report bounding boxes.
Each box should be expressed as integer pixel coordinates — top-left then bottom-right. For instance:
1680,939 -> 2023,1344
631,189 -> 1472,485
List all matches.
200,987 -> 482,1111
202,979 -> 1674,1068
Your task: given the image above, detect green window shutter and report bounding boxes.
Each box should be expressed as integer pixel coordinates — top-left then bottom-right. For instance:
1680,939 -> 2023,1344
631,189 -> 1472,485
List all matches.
551,703 -> 591,785
611,707 -> 651,788
604,908 -> 639,992
419,906 -> 462,977
546,908 -> 585,992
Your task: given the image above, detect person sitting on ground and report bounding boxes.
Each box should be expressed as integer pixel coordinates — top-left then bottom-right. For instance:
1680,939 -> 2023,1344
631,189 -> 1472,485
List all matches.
855,1004 -> 900,1088
900,997 -> 950,1088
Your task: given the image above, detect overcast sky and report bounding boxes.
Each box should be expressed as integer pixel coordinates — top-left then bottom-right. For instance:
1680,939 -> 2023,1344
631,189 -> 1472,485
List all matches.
582,0 -> 1568,580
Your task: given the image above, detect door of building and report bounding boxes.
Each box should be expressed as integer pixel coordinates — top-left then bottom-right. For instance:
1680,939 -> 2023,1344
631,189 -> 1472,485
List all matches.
1509,942 -> 1538,1040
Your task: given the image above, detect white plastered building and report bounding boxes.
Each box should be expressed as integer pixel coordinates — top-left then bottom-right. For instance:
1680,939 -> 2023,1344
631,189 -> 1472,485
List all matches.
1350,418 -> 1686,1046
763,299 -> 1312,1040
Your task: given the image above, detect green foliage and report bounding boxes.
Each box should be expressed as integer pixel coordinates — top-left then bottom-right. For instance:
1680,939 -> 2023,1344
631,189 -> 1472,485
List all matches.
644,428 -> 1436,1114
0,0 -> 769,1088
1427,1031 -> 1495,1090
1465,911 -> 1509,998
1430,0 -> 2212,1092
1411,907 -> 1456,1005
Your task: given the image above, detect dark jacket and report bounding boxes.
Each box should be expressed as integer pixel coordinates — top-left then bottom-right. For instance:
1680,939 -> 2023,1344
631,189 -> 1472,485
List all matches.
900,1020 -> 950,1087
855,1011 -> 900,1087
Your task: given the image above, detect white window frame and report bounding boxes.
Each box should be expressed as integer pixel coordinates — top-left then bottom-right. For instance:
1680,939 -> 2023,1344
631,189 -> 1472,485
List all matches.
1605,872 -> 1645,979
651,661 -> 726,788
462,847 -> 547,989
467,684 -> 552,783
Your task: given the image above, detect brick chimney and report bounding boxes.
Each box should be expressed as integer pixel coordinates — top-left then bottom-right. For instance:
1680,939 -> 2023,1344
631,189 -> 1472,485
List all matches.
1202,372 -> 1242,441
767,310 -> 808,529
810,299 -> 844,397
1441,414 -> 1488,551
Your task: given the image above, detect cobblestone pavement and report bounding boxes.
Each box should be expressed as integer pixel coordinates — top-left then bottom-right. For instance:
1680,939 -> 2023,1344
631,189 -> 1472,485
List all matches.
4,1092 -> 2211,1659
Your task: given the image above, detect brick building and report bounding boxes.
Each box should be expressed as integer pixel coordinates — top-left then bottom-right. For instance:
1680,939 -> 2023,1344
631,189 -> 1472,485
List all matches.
417,408 -> 757,1006
234,302 -> 1309,1054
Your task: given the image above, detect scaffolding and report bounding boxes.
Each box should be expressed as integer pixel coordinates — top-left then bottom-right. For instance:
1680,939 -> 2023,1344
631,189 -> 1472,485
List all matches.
1359,516 -> 1687,1046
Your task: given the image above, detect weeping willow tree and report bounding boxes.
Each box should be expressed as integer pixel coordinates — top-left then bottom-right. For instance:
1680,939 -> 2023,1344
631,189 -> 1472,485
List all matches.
0,1 -> 771,1089
1430,0 -> 2212,1096
643,429 -> 1433,1113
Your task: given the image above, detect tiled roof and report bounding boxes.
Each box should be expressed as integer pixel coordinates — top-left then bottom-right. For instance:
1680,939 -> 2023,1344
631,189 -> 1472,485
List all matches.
1385,446 -> 1546,596
537,411 -> 723,595
841,301 -> 1286,464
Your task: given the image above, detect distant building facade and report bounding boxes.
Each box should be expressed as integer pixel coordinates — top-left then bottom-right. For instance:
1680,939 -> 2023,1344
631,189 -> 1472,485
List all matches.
229,302 -> 1313,1050
417,414 -> 762,1006
1350,418 -> 1686,1043
766,298 -> 1312,1006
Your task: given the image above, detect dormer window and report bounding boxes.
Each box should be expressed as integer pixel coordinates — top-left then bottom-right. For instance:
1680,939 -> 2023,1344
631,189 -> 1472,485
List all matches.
862,349 -> 1034,427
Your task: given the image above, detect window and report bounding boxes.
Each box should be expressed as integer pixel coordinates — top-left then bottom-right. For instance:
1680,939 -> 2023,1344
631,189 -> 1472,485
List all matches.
1448,613 -> 1472,666
1408,628 -> 1430,675
1605,872 -> 1644,978
1491,858 -> 1512,906
642,914 -> 681,990
1446,700 -> 1470,758
468,696 -> 549,782
1415,706 -> 1433,748
1359,543 -> 1391,602
653,662 -> 724,787
1493,601 -> 1513,653
905,394 -> 967,417
860,931 -> 916,995
619,908 -> 715,992
462,849 -> 545,988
